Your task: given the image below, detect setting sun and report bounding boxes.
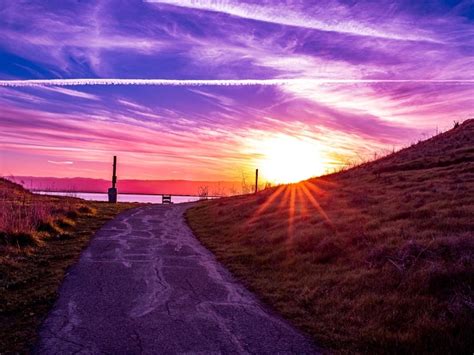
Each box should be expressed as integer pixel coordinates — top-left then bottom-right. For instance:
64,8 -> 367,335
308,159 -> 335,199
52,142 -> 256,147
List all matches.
256,135 -> 328,184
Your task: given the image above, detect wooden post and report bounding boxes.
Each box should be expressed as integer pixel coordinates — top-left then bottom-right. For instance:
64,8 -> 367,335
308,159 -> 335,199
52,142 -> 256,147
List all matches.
112,156 -> 117,188
255,168 -> 259,194
108,156 -> 118,203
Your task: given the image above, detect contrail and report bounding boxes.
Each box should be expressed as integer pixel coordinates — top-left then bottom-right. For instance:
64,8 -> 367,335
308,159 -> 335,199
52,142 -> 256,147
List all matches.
1,78 -> 474,87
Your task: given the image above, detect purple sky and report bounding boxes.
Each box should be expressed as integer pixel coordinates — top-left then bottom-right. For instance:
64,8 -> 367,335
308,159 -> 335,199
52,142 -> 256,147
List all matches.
0,0 -> 473,182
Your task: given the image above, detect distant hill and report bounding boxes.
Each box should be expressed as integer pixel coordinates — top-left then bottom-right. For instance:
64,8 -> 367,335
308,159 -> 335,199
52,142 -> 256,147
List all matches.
186,119 -> 474,353
5,177 -> 240,196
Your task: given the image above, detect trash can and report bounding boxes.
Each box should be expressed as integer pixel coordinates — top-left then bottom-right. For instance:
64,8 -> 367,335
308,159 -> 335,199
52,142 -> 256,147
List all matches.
108,187 -> 117,203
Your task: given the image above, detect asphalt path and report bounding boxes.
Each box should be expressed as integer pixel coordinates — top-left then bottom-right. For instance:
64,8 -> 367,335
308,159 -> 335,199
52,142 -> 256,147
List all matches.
35,204 -> 319,354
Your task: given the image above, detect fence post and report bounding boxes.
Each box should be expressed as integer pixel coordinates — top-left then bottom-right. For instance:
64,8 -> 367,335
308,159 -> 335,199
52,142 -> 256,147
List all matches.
255,168 -> 259,194
108,156 -> 117,203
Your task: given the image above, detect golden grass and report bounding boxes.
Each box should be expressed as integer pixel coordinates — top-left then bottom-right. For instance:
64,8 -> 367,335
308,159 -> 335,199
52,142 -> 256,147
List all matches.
186,120 -> 474,353
0,179 -> 139,353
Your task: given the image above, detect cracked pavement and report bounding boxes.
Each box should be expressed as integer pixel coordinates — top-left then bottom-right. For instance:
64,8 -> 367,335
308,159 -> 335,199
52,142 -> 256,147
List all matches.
35,204 -> 319,354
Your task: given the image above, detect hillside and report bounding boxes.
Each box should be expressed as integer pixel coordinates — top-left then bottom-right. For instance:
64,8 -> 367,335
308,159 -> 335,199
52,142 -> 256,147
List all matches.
0,177 -> 101,247
339,119 -> 473,177
186,119 -> 474,353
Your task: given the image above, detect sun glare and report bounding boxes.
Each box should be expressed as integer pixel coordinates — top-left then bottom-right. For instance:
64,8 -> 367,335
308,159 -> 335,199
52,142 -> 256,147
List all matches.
257,135 -> 327,183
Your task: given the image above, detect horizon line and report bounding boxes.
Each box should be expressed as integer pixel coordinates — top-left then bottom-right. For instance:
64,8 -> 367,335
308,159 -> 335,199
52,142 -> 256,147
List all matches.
1,78 -> 474,87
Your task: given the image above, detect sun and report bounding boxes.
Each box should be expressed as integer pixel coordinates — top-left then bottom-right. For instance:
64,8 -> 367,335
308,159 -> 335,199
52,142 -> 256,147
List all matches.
256,135 -> 327,184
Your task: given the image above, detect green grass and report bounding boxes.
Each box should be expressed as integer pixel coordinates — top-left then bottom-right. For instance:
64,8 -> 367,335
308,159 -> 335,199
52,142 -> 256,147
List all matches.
0,181 -> 139,353
186,120 -> 474,353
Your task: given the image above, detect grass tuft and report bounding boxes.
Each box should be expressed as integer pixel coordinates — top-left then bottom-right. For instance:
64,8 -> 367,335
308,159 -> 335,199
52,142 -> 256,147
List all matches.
77,205 -> 95,215
0,231 -> 43,247
36,220 -> 64,236
55,217 -> 75,230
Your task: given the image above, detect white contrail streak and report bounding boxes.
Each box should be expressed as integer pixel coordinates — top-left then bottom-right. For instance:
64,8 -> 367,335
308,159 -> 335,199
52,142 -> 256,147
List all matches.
1,78 -> 474,87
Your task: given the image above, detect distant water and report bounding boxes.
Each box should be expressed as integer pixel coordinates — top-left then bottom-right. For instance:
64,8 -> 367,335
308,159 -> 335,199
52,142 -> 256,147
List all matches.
36,191 -> 211,204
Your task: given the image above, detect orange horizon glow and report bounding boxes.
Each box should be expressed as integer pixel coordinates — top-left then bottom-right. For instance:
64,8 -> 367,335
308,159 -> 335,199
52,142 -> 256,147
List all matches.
0,110 -> 387,183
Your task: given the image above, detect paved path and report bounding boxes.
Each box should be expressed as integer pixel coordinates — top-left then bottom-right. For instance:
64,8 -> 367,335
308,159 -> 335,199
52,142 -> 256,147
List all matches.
36,204 -> 318,354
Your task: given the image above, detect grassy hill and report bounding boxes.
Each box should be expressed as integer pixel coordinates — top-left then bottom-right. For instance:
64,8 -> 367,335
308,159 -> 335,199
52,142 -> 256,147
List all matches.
0,178 -> 138,353
186,119 -> 474,353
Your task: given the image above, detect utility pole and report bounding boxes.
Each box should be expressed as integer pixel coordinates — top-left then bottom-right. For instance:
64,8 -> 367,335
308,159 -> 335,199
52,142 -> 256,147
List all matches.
255,168 -> 259,194
108,156 -> 117,203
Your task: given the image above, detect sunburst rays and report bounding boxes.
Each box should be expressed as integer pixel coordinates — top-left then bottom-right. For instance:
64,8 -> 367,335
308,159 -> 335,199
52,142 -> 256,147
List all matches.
248,179 -> 335,240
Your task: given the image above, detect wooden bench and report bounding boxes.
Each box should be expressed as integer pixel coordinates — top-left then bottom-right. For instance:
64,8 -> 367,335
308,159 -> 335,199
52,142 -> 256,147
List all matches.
162,194 -> 172,204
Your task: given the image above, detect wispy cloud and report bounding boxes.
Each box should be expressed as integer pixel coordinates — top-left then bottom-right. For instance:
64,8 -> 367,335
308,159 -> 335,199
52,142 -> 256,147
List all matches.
0,2 -> 168,76
36,86 -> 100,100
47,160 -> 74,165
146,0 -> 440,42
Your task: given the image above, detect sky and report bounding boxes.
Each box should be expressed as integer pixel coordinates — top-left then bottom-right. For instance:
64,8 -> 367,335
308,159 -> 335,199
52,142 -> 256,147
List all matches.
0,0 -> 473,184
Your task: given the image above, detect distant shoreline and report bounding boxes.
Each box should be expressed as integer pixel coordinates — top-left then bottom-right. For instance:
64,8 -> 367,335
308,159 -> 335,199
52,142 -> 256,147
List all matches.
34,190 -> 223,198
7,177 -> 240,197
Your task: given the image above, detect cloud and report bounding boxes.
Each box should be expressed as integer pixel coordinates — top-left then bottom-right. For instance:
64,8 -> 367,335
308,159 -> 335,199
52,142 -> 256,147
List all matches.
47,160 -> 74,165
117,99 -> 151,111
0,2 -> 168,76
146,0 -> 440,42
36,86 -> 100,100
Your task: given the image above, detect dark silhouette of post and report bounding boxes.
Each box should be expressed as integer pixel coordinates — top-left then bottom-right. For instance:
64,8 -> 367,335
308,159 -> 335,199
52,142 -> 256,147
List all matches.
255,168 -> 259,194
108,156 -> 117,203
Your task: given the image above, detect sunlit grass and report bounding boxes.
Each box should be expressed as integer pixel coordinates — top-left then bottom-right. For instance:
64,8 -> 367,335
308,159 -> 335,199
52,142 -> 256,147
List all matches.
186,121 -> 474,353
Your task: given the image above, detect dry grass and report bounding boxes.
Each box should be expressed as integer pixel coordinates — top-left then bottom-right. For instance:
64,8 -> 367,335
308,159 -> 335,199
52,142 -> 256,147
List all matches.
0,179 -> 139,353
186,119 -> 474,353
0,179 -> 83,247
